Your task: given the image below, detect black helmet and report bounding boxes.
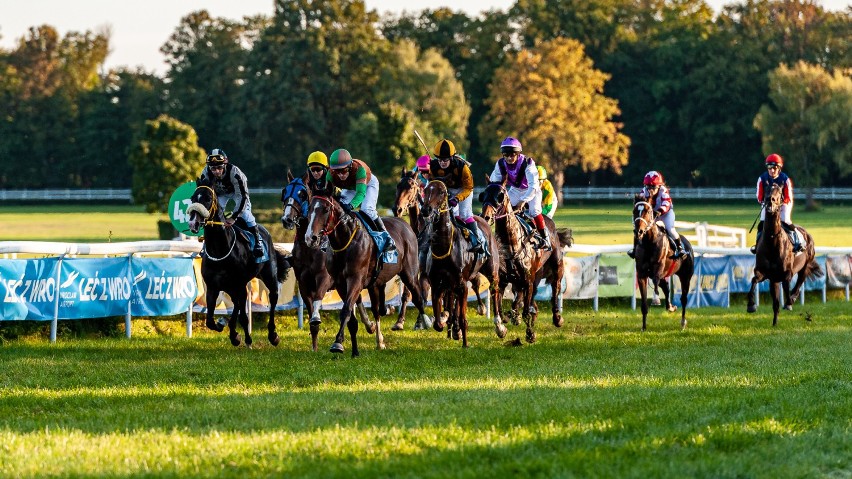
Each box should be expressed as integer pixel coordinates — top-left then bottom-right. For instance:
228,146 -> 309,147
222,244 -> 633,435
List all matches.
206,148 -> 228,165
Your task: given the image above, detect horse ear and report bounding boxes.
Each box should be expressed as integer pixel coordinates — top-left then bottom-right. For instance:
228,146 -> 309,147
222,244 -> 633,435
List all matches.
287,169 -> 294,182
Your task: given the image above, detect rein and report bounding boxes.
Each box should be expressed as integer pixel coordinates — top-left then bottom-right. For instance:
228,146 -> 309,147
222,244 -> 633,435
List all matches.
314,196 -> 359,253
195,185 -> 236,261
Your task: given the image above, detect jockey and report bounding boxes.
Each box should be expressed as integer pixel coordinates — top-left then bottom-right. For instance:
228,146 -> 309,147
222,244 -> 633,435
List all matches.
305,150 -> 331,194
752,153 -> 802,253
628,170 -> 685,259
429,139 -> 485,254
198,148 -> 264,258
413,154 -> 432,188
327,148 -> 396,252
538,166 -> 557,219
488,137 -> 551,251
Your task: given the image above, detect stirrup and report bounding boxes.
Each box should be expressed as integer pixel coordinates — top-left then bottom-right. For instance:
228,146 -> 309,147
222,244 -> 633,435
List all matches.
750,245 -> 757,254
627,249 -> 635,259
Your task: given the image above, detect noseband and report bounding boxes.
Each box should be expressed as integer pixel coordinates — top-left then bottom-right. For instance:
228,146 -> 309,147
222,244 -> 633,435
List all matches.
481,185 -> 511,221
312,196 -> 359,252
633,200 -> 654,237
190,186 -> 235,262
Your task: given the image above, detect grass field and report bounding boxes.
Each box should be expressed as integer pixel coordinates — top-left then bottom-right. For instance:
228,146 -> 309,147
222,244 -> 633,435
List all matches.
2,199 -> 851,246
1,301 -> 850,477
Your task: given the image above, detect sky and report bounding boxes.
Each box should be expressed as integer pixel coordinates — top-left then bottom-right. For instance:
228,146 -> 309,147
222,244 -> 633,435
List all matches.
1,0 -> 849,75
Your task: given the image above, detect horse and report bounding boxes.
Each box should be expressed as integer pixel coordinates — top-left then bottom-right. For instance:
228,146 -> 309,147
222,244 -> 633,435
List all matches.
479,181 -> 572,344
280,172 -> 374,351
391,172 -> 487,330
746,183 -> 823,325
632,194 -> 694,331
187,179 -> 291,347
419,180 -> 505,345
304,193 -> 430,357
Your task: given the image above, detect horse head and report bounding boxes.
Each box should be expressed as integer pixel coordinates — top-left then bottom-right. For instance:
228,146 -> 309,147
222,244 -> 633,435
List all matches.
479,181 -> 510,225
281,171 -> 310,230
304,194 -> 342,250
633,194 -> 656,241
420,180 -> 449,224
765,183 -> 784,216
187,180 -> 222,234
394,170 -> 421,218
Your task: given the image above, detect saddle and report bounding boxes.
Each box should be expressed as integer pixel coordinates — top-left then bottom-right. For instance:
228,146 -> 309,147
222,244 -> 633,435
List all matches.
514,212 -> 536,236
781,223 -> 806,253
353,211 -> 398,265
232,220 -> 269,263
451,215 -> 490,259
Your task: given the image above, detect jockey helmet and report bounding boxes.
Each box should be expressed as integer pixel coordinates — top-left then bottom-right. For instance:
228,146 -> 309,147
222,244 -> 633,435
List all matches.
206,148 -> 228,165
433,139 -> 456,159
306,151 -> 329,168
329,148 -> 353,169
765,153 -> 784,167
537,166 -> 547,180
500,137 -> 522,154
416,155 -> 431,171
643,171 -> 664,186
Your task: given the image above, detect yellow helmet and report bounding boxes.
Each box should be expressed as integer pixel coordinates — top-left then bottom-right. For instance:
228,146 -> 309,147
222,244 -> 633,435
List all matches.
537,166 -> 547,180
433,139 -> 456,159
306,151 -> 328,168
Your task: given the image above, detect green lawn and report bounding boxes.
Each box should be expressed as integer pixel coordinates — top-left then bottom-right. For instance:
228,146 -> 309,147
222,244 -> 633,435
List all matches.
1,302 -> 850,477
2,199 -> 851,246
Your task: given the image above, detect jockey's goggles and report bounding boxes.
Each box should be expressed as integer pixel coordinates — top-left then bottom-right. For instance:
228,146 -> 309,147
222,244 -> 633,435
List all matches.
209,164 -> 225,171
766,164 -> 780,170
309,166 -> 326,173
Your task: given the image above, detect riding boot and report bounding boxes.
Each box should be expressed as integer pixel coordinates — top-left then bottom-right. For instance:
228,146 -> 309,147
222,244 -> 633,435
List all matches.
627,237 -> 638,259
673,237 -> 686,259
535,227 -> 552,251
373,216 -> 397,252
252,226 -> 265,258
750,221 -> 764,254
783,223 -> 804,253
465,222 -> 485,254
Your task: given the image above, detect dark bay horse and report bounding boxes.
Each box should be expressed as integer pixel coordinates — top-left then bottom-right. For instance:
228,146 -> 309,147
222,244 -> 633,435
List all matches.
392,172 -> 487,330
187,181 -> 291,347
419,181 -> 504,345
304,194 -> 430,357
479,182 -> 572,344
280,172 -> 374,351
632,194 -> 694,331
747,183 -> 823,325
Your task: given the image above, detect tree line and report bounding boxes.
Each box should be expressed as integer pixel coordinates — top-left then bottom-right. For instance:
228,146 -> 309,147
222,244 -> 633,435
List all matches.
0,0 -> 849,212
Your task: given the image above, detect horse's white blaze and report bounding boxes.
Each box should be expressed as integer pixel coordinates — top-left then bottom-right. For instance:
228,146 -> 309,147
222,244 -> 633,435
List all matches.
283,204 -> 292,220
304,210 -> 317,244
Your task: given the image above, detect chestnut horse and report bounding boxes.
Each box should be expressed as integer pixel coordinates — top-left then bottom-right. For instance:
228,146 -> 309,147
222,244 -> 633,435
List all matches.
419,180 -> 505,345
746,183 -> 822,325
304,194 -> 430,357
479,182 -> 571,344
632,194 -> 694,331
280,173 -> 373,351
187,180 -> 291,347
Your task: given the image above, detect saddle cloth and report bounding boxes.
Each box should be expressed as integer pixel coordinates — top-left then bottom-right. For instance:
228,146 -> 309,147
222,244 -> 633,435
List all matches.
232,223 -> 269,263
354,211 -> 398,264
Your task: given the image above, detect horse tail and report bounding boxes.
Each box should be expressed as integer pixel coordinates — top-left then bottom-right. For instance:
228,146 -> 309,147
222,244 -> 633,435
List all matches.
556,228 -> 574,247
273,247 -> 292,282
803,256 -> 824,280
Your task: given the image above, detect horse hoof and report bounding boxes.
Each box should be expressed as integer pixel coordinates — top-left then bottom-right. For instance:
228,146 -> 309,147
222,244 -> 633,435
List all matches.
667,306 -> 677,313
452,329 -> 460,341
553,315 -> 564,328
330,342 -> 345,353
269,333 -> 280,347
433,321 -> 445,333
784,305 -> 793,311
496,324 -> 507,339
526,331 -> 537,344
477,304 -> 487,316
364,322 -> 377,335
230,335 -> 241,347
747,304 -> 757,313
206,319 -> 225,333
391,320 -> 405,331
309,317 -> 322,326
651,298 -> 661,306
378,342 -> 386,350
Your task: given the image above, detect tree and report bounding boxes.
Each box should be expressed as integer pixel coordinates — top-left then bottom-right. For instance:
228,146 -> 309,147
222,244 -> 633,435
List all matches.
754,61 -> 852,209
479,38 -> 629,201
129,115 -> 204,213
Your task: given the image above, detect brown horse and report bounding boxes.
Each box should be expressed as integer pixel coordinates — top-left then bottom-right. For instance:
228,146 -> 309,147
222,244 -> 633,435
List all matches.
746,183 -> 823,325
392,172 -> 487,330
280,172 -> 374,351
632,194 -> 694,331
419,181 -> 505,345
479,182 -> 571,344
187,181 -> 291,347
304,194 -> 430,357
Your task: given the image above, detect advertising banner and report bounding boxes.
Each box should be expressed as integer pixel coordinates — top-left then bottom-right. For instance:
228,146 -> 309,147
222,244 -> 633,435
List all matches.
598,254 -> 635,298
58,258 -> 131,319
557,255 -> 598,300
130,258 -> 197,316
0,258 -> 60,321
696,256 -> 729,307
804,256 -> 827,291
825,255 -> 850,288
729,255 -> 755,293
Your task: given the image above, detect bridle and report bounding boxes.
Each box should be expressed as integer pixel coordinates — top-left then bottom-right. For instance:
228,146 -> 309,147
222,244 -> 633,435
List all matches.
191,185 -> 236,262
633,200 -> 655,239
420,181 -> 454,259
281,179 -> 309,228
396,175 -> 422,215
311,196 -> 359,253
481,184 -> 511,221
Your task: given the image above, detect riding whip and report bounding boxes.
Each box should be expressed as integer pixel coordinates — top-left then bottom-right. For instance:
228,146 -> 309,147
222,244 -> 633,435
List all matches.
749,205 -> 764,233
413,129 -> 431,157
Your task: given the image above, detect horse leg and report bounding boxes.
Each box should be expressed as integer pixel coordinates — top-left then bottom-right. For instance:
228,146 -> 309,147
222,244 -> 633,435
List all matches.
660,278 -> 676,313
783,278 -> 795,310
457,283 -> 469,347
550,267 -> 564,328
357,299 -> 375,335
205,289 -> 225,333
432,288 -> 445,332
330,285 -> 359,354
391,286 -> 409,331
399,264 -> 432,331
450,293 -> 460,341
789,273 -> 806,306
678,274 -> 689,330
347,307 -> 360,358
770,281 -> 781,327
524,285 -> 537,344
746,274 -> 760,313
638,276 -> 649,331
265,276 -> 280,347
471,276 -> 487,316
491,283 -> 507,338
509,294 -> 522,325
228,290 -> 245,347
368,287 -> 386,350
306,292 -> 320,352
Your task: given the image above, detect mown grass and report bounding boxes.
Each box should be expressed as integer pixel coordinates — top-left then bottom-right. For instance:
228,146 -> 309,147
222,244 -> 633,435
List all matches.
2,199 -> 851,246
1,300 -> 850,477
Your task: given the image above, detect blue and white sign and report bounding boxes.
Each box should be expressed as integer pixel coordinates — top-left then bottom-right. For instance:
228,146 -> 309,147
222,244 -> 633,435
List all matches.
0,258 -> 60,321
131,258 -> 197,316
696,256 -> 730,307
58,257 -> 132,319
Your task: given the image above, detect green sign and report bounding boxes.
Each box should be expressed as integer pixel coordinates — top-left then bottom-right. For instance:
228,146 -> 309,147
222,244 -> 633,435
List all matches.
168,181 -> 202,237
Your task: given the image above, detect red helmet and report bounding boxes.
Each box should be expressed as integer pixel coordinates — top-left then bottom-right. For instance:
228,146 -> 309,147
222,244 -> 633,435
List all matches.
765,153 -> 784,167
643,171 -> 664,186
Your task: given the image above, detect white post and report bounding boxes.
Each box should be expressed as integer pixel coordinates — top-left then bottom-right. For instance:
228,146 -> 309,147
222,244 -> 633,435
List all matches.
186,305 -> 193,338
822,282 -> 826,304
50,255 -> 64,343
485,291 -> 491,320
297,294 -> 304,329
125,255 -> 132,339
631,269 -> 636,310
246,282 -> 253,336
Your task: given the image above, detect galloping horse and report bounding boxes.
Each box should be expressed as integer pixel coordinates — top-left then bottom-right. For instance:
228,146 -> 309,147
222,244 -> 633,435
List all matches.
280,172 -> 374,351
187,180 -> 291,347
391,172 -> 487,330
479,182 -> 571,344
632,194 -> 694,331
304,193 -> 430,357
746,183 -> 823,325
419,181 -> 504,345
